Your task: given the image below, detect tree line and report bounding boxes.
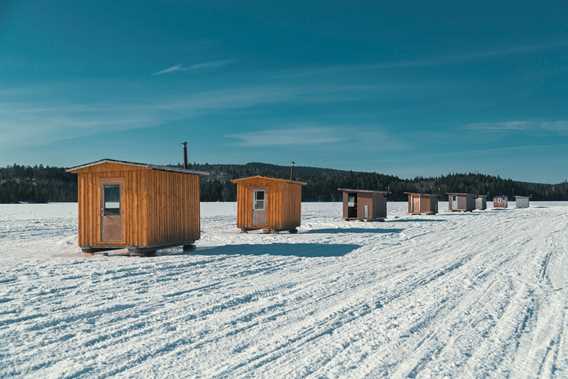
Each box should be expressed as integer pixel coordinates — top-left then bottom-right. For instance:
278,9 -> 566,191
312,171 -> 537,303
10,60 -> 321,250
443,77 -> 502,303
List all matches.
1,162 -> 568,204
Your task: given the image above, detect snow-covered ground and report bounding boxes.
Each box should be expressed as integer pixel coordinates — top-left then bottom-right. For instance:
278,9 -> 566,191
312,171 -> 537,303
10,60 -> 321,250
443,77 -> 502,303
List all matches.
1,202 -> 567,378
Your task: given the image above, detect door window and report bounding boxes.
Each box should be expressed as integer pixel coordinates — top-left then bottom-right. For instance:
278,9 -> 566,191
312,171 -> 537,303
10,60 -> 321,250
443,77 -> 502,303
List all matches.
103,184 -> 121,215
254,190 -> 265,210
348,194 -> 356,207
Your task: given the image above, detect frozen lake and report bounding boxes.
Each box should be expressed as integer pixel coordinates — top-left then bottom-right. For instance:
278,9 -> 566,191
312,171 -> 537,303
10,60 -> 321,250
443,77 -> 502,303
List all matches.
1,202 -> 567,377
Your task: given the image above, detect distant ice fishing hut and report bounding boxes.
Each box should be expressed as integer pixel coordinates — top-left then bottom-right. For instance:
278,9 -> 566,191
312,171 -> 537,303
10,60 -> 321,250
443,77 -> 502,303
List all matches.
447,193 -> 476,212
476,195 -> 487,210
406,193 -> 439,215
493,195 -> 509,209
67,159 -> 208,256
338,189 -> 388,221
232,176 -> 306,233
515,196 -> 530,208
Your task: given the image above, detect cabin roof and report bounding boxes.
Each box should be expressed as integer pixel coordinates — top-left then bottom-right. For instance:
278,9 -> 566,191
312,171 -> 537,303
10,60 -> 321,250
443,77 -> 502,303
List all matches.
404,192 -> 439,197
231,175 -> 307,186
338,188 -> 389,195
515,195 -> 530,199
447,192 -> 474,196
66,159 -> 209,176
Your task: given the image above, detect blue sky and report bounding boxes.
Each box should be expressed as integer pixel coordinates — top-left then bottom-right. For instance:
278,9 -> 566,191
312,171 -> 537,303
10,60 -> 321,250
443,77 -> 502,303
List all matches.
1,1 -> 568,183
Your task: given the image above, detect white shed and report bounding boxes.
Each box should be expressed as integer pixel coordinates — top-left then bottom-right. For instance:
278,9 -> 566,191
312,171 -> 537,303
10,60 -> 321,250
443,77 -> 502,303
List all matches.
475,195 -> 487,210
515,196 -> 530,209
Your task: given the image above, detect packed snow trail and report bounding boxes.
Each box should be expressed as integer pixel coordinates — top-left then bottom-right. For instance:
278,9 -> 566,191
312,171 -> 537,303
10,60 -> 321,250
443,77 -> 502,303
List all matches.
0,202 -> 567,378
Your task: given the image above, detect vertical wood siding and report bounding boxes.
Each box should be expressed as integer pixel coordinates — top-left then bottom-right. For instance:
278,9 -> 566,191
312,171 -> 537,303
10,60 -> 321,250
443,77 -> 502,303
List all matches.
235,178 -> 302,231
147,170 -> 200,246
76,162 -> 200,249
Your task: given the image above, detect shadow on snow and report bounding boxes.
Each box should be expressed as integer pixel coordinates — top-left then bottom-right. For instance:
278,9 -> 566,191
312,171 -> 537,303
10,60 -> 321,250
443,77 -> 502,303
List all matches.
192,243 -> 361,258
305,228 -> 403,234
386,218 -> 446,223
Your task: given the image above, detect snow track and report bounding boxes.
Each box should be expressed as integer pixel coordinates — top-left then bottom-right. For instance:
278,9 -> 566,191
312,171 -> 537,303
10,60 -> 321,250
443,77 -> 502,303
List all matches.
1,202 -> 567,378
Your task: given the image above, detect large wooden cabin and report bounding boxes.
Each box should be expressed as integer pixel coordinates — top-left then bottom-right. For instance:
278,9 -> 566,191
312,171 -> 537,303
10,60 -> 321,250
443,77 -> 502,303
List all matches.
67,159 -> 208,255
232,176 -> 305,233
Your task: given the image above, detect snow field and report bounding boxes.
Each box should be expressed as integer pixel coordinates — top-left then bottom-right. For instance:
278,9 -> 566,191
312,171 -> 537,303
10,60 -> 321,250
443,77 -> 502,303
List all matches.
0,202 -> 567,378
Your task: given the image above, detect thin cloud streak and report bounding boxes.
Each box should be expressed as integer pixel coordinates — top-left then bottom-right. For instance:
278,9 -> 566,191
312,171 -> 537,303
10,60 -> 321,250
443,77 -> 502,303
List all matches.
278,41 -> 568,78
153,59 -> 236,75
0,83 -> 381,148
465,120 -> 568,133
226,125 -> 408,151
226,127 -> 343,147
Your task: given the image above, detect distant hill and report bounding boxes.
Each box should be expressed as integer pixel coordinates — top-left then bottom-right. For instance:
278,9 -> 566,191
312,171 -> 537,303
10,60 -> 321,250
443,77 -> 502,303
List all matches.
1,162 -> 568,204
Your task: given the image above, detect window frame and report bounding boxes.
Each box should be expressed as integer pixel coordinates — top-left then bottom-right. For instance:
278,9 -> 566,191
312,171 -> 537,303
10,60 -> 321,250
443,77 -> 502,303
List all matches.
103,183 -> 121,216
253,190 -> 266,211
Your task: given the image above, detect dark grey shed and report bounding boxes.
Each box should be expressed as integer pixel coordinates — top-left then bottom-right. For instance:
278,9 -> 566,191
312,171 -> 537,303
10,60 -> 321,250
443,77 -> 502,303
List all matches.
338,189 -> 388,221
447,193 -> 476,212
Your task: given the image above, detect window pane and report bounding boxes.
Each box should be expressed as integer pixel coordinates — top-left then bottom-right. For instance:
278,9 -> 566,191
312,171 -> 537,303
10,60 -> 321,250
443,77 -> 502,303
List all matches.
104,185 -> 120,215
255,191 -> 264,200
348,194 -> 356,207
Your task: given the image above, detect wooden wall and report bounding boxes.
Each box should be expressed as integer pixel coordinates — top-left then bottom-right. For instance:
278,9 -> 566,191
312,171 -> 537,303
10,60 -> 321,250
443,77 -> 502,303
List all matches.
75,162 -> 200,249
408,194 -> 438,215
77,163 -> 149,248
235,178 -> 302,231
147,170 -> 200,246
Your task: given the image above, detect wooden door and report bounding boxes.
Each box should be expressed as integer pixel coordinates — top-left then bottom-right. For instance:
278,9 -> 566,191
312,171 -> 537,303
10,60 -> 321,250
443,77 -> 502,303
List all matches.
101,181 -> 123,243
412,196 -> 421,213
252,189 -> 267,227
347,193 -> 357,218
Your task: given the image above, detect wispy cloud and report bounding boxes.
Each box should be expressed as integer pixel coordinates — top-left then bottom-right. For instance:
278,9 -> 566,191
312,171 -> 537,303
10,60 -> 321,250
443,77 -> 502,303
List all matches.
0,83 -> 380,149
226,127 -> 343,147
465,120 -> 568,133
153,59 -> 236,76
226,125 -> 407,151
278,41 -> 568,78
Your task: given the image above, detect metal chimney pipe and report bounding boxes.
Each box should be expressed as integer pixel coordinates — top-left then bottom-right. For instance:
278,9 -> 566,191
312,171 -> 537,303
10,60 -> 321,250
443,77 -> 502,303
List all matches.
182,141 -> 188,169
290,161 -> 296,181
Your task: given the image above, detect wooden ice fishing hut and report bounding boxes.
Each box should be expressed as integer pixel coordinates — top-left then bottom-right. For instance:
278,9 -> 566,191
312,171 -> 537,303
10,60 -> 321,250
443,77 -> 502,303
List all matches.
232,176 -> 306,233
338,189 -> 388,221
406,193 -> 439,215
476,195 -> 487,210
515,196 -> 530,209
67,159 -> 208,255
493,195 -> 509,209
447,193 -> 476,212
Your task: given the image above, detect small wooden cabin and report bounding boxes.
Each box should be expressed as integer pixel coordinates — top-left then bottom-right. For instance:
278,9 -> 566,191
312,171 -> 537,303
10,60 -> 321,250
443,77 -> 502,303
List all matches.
515,196 -> 530,209
476,195 -> 487,210
447,193 -> 475,212
493,195 -> 509,209
338,189 -> 388,221
67,159 -> 208,255
232,176 -> 306,233
406,193 -> 439,215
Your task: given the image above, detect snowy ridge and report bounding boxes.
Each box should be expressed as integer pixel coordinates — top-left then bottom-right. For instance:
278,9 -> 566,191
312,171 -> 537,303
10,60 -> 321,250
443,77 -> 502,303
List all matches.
0,202 -> 567,378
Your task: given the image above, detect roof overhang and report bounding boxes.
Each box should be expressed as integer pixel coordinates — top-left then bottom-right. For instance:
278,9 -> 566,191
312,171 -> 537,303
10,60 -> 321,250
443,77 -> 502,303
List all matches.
231,175 -> 306,186
338,188 -> 389,195
66,159 -> 209,176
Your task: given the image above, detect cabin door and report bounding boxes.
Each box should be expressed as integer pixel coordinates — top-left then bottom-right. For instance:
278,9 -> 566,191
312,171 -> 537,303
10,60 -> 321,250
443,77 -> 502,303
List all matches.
451,195 -> 458,209
252,189 -> 267,226
100,181 -> 123,243
413,196 -> 421,213
347,193 -> 357,218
